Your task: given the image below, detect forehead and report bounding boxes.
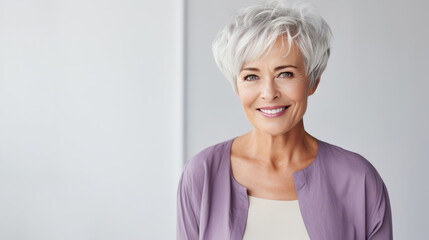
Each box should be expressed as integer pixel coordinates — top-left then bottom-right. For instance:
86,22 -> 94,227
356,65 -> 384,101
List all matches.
241,37 -> 303,68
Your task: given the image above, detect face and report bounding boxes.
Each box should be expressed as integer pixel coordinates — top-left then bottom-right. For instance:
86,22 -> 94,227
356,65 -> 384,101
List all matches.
236,37 -> 319,136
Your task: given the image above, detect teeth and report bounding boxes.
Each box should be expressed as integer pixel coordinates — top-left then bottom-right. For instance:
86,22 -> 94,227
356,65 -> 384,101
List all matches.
260,107 -> 286,114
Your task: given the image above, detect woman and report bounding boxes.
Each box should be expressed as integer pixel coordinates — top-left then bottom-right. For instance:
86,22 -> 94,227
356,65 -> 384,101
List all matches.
177,2 -> 393,239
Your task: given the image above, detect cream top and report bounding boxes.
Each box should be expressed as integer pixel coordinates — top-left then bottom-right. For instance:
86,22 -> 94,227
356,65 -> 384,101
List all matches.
242,195 -> 310,240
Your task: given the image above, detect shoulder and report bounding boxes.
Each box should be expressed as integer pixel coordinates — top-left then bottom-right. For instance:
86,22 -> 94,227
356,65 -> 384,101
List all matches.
180,138 -> 233,190
319,139 -> 380,178
317,139 -> 388,191
184,138 -> 232,175
177,138 -> 233,211
316,140 -> 393,238
317,139 -> 390,207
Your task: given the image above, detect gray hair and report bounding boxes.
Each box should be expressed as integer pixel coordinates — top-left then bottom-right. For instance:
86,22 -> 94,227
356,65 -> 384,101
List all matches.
212,1 -> 332,93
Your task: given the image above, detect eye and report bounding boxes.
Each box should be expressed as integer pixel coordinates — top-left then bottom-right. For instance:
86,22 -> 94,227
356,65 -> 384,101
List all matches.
278,72 -> 293,78
244,74 -> 259,81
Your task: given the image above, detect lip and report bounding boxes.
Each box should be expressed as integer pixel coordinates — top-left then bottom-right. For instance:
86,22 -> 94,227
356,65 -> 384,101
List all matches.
257,106 -> 289,118
257,105 -> 288,110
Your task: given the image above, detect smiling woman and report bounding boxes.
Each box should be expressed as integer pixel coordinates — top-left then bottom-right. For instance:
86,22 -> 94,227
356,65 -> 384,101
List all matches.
177,1 -> 393,240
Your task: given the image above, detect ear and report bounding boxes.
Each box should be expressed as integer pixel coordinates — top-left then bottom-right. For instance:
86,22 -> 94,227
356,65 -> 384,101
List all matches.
308,77 -> 320,96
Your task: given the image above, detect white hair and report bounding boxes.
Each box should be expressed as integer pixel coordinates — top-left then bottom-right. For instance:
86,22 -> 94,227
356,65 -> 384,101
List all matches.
212,1 -> 332,93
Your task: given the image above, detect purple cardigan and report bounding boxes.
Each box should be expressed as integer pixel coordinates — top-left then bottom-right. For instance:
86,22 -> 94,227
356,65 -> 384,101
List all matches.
177,137 -> 393,239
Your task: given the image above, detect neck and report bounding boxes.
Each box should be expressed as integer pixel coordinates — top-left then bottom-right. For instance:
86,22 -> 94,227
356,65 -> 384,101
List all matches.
244,119 -> 317,169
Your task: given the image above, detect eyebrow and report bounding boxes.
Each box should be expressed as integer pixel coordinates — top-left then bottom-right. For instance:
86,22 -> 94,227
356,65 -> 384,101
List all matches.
241,65 -> 298,72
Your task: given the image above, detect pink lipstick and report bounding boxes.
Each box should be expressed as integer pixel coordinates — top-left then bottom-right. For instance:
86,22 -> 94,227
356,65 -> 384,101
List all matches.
257,106 -> 289,118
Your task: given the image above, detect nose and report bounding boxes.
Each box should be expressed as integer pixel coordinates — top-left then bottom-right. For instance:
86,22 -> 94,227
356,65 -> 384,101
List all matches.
261,77 -> 279,100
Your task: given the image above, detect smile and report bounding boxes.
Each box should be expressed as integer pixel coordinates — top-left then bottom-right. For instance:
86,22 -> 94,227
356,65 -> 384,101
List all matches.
257,106 -> 289,118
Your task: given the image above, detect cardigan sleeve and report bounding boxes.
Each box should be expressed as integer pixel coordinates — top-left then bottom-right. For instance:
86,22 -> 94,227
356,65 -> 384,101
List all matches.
176,165 -> 199,240
365,169 -> 393,240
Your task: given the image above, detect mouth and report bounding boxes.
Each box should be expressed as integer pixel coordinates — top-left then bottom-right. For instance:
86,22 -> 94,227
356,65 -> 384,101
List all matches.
257,106 -> 290,118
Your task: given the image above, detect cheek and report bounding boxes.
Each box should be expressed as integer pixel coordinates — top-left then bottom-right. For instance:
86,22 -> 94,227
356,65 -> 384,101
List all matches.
237,85 -> 259,108
239,94 -> 255,110
281,82 -> 308,102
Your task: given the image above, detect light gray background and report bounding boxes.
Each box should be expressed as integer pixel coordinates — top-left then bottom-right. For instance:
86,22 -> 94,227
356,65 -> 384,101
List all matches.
186,0 -> 429,239
0,0 -> 183,239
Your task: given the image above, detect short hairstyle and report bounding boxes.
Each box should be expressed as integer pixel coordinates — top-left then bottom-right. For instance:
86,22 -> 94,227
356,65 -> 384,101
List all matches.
212,1 -> 332,94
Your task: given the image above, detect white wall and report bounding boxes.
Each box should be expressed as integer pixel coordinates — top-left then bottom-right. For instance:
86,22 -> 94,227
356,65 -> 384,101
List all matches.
185,0 -> 429,239
0,0 -> 183,239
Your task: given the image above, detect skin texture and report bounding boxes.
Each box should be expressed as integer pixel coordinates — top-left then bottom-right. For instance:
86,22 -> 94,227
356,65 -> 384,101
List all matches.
230,36 -> 321,201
